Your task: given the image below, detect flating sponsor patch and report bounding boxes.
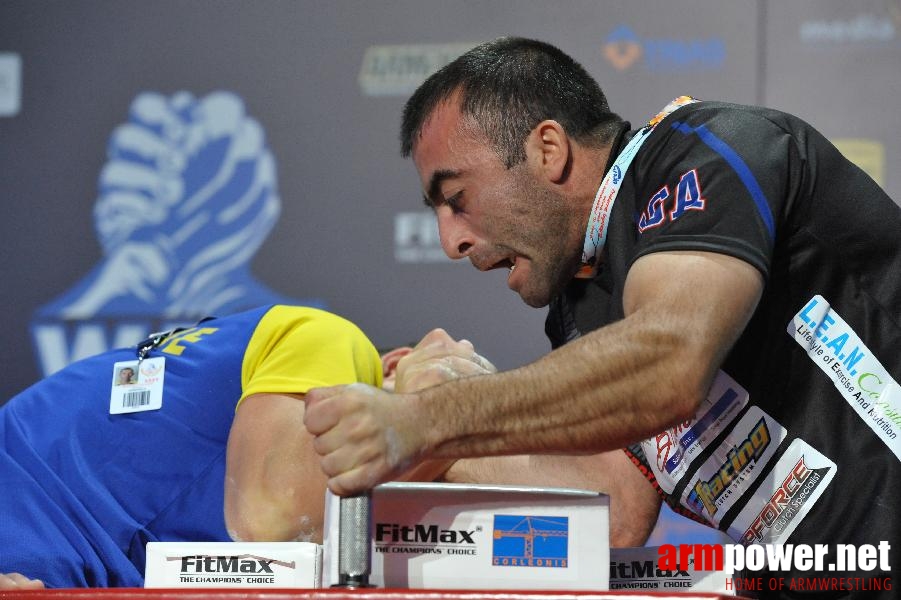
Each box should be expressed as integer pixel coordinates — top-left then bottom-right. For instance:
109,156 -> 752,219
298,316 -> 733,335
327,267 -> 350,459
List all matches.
682,407 -> 787,525
729,438 -> 836,545
641,370 -> 749,494
788,295 -> 901,461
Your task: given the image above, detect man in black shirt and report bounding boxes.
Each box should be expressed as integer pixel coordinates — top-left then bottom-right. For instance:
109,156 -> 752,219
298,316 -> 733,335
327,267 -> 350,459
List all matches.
305,37 -> 900,596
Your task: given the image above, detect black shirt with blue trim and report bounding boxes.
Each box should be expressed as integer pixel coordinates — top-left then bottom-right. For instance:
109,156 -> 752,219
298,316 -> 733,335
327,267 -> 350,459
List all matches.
546,100 -> 901,596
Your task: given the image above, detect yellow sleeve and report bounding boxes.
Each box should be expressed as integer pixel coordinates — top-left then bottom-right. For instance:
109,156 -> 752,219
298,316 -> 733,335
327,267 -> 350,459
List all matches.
238,306 -> 382,408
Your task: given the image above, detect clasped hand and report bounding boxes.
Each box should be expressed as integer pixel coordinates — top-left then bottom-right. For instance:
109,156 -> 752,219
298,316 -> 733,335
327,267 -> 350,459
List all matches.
303,329 -> 495,495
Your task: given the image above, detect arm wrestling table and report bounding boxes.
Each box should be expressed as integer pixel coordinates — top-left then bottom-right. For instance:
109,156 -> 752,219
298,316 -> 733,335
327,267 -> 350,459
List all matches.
0,589 -> 735,600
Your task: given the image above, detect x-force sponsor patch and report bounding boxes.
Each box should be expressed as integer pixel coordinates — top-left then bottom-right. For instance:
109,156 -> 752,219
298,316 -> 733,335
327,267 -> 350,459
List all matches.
682,406 -> 787,526
789,295 -> 901,462
640,370 -> 749,494
729,438 -> 836,546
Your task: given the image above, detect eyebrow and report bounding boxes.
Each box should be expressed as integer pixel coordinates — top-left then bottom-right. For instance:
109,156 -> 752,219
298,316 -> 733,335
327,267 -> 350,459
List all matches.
423,169 -> 462,208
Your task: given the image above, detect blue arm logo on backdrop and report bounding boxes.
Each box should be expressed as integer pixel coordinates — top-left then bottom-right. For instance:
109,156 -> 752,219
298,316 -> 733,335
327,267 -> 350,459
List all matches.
30,90 -> 324,376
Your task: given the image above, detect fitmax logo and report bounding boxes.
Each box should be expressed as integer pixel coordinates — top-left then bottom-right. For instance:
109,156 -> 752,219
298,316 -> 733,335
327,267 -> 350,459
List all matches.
375,523 -> 476,544
179,556 -> 275,574
612,560 -> 691,579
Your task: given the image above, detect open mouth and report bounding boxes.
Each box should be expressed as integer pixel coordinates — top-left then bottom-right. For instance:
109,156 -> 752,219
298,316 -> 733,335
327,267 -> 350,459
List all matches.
489,257 -> 515,271
504,257 -> 520,287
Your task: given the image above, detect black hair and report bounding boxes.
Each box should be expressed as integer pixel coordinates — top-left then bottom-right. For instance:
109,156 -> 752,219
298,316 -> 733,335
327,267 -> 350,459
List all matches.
400,37 -> 623,167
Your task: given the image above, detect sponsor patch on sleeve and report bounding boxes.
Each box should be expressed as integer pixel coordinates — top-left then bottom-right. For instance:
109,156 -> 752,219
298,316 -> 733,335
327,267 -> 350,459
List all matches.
788,295 -> 901,462
728,438 -> 836,546
681,406 -> 787,525
640,370 -> 749,494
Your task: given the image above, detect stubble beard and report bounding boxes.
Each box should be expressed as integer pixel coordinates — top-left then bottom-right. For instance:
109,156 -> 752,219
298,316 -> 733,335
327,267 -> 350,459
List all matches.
506,179 -> 582,308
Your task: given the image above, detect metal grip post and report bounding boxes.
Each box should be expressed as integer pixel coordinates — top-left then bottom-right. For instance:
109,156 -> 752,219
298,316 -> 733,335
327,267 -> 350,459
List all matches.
334,492 -> 373,588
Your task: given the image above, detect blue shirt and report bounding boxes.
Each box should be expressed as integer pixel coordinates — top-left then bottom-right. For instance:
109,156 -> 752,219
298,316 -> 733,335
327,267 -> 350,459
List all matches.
0,305 -> 380,587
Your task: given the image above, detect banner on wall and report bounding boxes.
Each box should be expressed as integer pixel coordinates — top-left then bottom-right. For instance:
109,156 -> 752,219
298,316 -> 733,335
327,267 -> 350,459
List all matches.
29,91 -> 324,376
0,52 -> 21,117
358,42 -> 477,97
602,25 -> 726,72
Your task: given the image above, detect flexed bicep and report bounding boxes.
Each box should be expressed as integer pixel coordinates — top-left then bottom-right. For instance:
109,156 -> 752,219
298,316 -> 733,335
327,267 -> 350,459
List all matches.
622,249 -> 764,416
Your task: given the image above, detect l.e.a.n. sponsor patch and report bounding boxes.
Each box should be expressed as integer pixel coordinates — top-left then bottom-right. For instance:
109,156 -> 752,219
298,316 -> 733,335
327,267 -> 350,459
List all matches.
640,370 -> 749,494
681,406 -> 787,526
788,295 -> 901,462
728,438 -> 835,546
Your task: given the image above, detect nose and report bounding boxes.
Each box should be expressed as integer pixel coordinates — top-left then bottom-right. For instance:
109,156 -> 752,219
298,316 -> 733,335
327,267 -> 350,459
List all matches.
436,208 -> 474,260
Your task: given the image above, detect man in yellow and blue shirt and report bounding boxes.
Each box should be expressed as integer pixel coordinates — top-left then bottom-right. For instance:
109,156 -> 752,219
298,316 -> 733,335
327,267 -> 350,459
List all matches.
0,305 -> 393,587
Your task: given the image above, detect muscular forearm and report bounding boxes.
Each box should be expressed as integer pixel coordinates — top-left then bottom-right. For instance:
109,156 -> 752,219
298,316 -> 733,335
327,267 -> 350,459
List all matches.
415,315 -> 710,460
303,251 -> 764,497
416,252 -> 762,462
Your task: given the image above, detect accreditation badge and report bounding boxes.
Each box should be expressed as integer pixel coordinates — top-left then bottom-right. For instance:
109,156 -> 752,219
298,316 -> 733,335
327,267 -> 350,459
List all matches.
109,356 -> 166,414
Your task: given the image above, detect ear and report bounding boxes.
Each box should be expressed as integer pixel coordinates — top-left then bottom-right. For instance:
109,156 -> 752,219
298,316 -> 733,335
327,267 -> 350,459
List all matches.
528,120 -> 570,183
380,346 -> 413,378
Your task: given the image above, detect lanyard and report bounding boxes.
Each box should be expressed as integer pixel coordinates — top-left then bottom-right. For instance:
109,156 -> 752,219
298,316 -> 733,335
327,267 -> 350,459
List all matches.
132,317 -> 213,367
575,96 -> 699,279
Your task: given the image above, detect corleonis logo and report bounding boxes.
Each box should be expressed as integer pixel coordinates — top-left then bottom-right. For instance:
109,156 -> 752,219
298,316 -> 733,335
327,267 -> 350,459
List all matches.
491,515 -> 568,568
